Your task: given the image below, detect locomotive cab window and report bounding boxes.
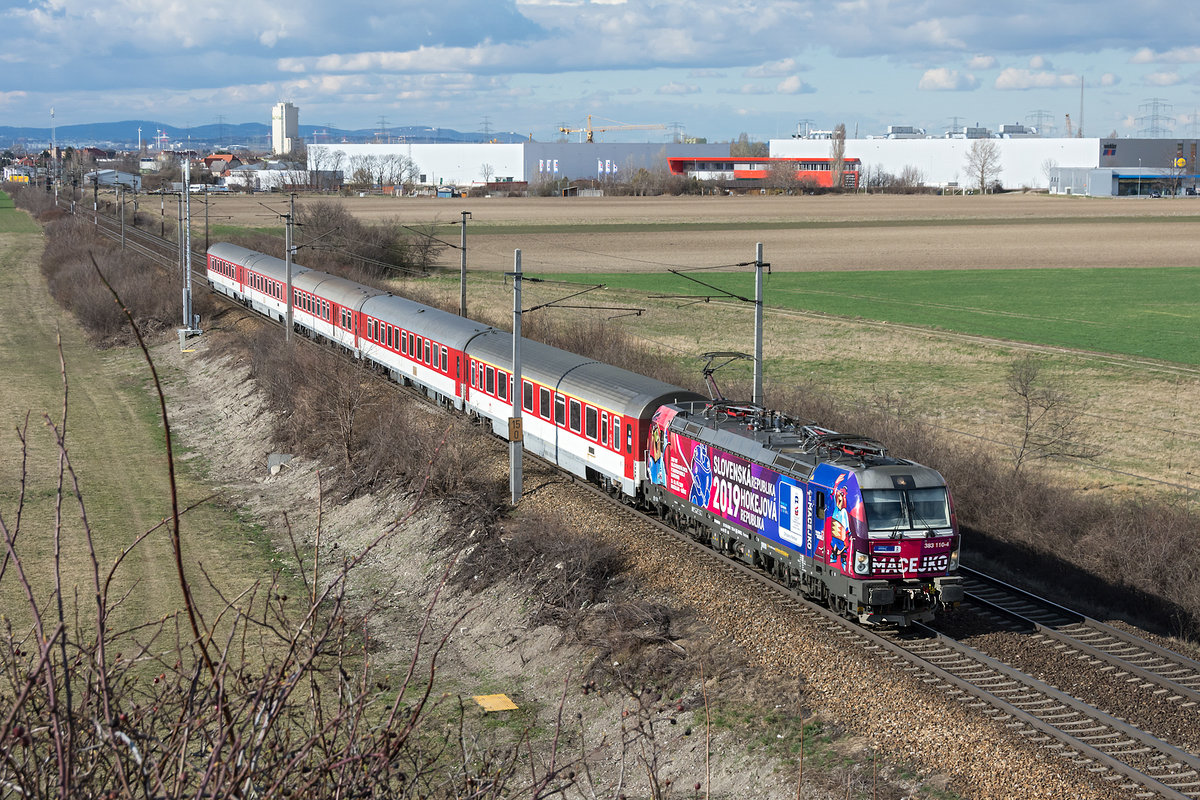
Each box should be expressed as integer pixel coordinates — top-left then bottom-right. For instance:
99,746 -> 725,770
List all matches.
863,487 -> 950,536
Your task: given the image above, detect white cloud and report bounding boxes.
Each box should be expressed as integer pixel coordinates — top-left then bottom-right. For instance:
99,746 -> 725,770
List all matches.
918,68 -> 978,91
968,55 -> 996,69
1028,55 -> 1053,69
776,75 -> 815,94
994,68 -> 1079,90
1131,46 -> 1200,64
658,82 -> 699,95
1145,71 -> 1181,86
1100,72 -> 1120,86
745,58 -> 797,78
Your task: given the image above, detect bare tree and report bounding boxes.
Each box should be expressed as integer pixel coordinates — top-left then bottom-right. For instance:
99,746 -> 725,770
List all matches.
307,147 -> 345,192
767,159 -> 802,193
897,164 -> 924,191
480,163 -> 495,183
348,154 -> 373,191
829,123 -> 846,189
1041,158 -> 1058,190
730,133 -> 768,157
1006,355 -> 1100,472
964,138 -> 1002,192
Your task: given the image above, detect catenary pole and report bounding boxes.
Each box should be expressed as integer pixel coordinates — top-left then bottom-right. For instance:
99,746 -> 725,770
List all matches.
459,210 -> 472,316
284,194 -> 295,342
182,161 -> 194,333
753,242 -> 764,406
509,249 -> 523,505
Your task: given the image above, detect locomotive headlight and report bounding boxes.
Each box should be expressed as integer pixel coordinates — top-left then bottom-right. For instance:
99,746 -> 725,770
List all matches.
949,547 -> 960,570
854,552 -> 871,575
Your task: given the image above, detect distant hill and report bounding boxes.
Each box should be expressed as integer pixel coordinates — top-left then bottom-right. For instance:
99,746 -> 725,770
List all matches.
0,120 -> 527,151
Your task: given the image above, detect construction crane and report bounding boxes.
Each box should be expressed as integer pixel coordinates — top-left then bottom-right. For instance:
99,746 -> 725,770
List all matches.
559,115 -> 666,143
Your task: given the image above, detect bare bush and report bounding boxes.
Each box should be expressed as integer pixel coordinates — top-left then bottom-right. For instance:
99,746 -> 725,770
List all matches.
1006,355 -> 1100,472
449,510 -> 625,626
26,210 -> 208,345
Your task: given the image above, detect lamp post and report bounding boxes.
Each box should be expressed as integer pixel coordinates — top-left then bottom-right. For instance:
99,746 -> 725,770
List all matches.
1138,158 -> 1141,197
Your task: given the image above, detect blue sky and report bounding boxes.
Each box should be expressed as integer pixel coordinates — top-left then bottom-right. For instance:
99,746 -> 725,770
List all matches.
2,0 -> 1199,142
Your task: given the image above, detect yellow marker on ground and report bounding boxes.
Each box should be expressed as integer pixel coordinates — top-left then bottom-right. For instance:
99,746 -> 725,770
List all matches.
473,694 -> 518,712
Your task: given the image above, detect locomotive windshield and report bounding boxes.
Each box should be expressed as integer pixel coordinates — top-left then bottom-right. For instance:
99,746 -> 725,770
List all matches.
862,487 -> 951,535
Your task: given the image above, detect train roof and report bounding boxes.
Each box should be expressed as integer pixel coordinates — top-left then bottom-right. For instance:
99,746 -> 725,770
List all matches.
361,293 -> 492,347
208,243 -> 312,282
663,400 -> 945,486
468,330 -> 703,419
301,272 -> 384,310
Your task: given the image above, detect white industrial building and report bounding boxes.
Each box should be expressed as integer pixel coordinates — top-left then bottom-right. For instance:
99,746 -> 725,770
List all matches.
770,134 -> 1200,196
302,130 -> 1200,197
306,141 -> 728,189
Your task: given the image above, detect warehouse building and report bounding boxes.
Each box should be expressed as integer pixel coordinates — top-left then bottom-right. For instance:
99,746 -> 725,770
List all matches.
770,134 -> 1200,196
306,141 -> 728,190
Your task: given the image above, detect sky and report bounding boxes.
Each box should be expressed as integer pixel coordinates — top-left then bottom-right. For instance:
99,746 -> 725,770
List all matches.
2,0 -> 1200,143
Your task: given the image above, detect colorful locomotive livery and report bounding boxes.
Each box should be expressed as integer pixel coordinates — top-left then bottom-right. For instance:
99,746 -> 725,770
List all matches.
645,402 -> 962,624
208,244 -> 962,626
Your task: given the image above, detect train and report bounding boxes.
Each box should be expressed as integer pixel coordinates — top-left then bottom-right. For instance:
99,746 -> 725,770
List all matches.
206,243 -> 963,625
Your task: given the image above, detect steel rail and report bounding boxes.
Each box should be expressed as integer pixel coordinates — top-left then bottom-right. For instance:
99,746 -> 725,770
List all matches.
957,566 -> 1200,706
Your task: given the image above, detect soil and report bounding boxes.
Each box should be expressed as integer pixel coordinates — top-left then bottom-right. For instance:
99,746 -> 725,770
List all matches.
208,192 -> 1200,272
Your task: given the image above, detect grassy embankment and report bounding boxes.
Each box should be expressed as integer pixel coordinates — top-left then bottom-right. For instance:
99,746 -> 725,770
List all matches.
0,190 -> 282,639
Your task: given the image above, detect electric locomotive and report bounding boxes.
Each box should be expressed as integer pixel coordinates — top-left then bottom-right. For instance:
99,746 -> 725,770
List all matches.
642,400 -> 963,625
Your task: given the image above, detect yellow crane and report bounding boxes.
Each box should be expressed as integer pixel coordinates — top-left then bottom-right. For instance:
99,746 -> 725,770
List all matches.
559,115 -> 666,143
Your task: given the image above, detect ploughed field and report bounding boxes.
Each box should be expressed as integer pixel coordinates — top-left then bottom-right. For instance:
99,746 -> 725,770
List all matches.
211,192 -> 1200,497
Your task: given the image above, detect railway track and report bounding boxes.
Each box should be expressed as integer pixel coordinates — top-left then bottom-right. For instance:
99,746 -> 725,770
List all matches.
954,566 -> 1200,707
73,201 -> 1200,798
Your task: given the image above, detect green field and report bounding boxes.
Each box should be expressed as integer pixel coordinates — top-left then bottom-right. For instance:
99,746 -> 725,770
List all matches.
551,267 -> 1200,365
0,191 -> 39,233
